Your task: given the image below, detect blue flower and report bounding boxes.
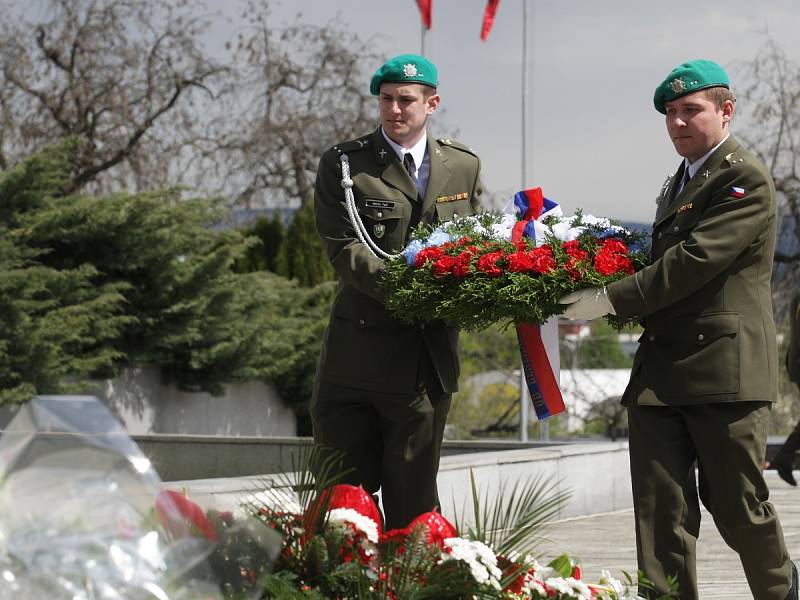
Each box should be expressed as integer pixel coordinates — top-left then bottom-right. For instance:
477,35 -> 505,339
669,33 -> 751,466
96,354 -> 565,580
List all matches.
402,239 -> 425,265
427,229 -> 452,247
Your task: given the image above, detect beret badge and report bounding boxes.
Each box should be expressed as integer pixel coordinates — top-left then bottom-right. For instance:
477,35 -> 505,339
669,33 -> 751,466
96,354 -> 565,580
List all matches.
403,63 -> 419,78
670,78 -> 686,93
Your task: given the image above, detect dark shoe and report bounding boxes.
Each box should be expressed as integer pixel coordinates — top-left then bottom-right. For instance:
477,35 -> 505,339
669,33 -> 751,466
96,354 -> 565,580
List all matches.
787,560 -> 798,600
767,461 -> 798,486
778,464 -> 798,487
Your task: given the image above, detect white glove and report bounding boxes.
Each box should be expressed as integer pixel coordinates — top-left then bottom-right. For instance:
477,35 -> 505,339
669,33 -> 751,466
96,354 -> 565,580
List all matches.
559,287 -> 616,320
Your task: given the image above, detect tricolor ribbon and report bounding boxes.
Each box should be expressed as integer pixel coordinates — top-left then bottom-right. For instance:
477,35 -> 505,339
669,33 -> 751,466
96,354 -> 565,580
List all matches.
511,187 -> 561,245
513,187 -> 566,420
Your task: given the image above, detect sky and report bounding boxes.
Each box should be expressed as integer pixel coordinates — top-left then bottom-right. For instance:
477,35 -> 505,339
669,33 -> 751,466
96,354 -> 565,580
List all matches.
204,0 -> 800,223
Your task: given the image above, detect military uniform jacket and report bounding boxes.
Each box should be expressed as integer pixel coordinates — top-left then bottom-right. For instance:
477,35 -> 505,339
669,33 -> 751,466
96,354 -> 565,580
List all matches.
313,127 -> 482,394
608,136 -> 778,405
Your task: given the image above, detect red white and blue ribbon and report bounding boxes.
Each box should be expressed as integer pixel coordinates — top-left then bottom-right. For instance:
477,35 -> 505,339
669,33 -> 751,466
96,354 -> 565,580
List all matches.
511,187 -> 561,245
512,187 -> 566,420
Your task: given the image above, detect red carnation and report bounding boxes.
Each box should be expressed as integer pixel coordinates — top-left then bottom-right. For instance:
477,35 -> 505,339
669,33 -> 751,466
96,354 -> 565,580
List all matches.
616,254 -> 635,274
594,238 -> 635,276
414,246 -> 444,268
453,252 -> 473,278
594,249 -> 619,276
477,251 -> 505,277
601,238 -> 628,255
529,245 -> 556,274
563,239 -> 588,261
432,255 -> 458,278
507,251 -> 535,273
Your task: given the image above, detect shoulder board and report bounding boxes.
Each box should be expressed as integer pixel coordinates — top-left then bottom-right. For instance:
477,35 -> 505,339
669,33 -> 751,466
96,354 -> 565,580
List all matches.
723,152 -> 745,166
332,135 -> 372,155
437,138 -> 477,156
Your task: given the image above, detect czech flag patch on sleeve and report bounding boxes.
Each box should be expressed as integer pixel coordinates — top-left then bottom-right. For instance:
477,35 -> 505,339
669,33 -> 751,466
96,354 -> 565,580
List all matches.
729,186 -> 746,198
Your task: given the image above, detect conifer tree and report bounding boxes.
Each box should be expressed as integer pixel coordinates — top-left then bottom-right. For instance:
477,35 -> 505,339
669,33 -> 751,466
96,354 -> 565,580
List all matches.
1,139 -> 332,406
277,202 -> 335,287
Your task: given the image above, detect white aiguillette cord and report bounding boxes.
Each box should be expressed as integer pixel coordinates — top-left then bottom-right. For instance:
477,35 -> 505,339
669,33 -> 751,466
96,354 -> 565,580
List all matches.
340,153 -> 402,260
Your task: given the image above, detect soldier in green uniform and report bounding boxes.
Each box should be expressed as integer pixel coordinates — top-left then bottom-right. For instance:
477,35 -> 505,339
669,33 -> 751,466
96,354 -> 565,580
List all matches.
766,292 -> 800,486
311,54 -> 482,529
559,60 -> 797,599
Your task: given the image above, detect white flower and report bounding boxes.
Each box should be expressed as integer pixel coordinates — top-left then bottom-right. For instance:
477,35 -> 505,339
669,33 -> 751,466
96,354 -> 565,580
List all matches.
488,212 -> 518,241
440,537 -> 502,590
426,229 -> 451,247
327,508 -> 379,544
544,576 -> 593,599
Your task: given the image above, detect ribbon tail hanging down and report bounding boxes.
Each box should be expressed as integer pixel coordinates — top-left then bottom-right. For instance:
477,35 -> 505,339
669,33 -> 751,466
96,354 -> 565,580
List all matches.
517,321 -> 565,420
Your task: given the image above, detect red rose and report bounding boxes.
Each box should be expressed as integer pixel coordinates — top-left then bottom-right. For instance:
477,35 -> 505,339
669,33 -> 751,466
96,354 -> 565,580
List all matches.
432,255 -> 458,277
477,251 -> 505,276
507,251 -> 535,273
414,246 -> 444,268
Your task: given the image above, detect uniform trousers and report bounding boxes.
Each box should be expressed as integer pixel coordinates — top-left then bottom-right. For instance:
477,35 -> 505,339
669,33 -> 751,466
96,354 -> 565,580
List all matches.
310,350 -> 450,530
771,385 -> 800,470
627,399 -> 792,599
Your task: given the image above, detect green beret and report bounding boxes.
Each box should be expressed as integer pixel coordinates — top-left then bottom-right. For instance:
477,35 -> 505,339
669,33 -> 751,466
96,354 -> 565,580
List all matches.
370,54 -> 438,96
653,59 -> 730,114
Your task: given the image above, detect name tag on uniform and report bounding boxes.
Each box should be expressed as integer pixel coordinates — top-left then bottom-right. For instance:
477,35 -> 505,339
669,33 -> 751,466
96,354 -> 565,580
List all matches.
677,202 -> 693,213
436,192 -> 469,203
365,199 -> 396,210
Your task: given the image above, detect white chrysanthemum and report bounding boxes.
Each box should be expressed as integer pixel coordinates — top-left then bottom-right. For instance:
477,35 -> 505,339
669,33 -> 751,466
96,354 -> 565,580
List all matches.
327,508 -> 379,543
441,538 -> 502,590
489,212 -> 518,241
542,576 -> 593,600
528,579 -> 547,596
530,558 -> 555,580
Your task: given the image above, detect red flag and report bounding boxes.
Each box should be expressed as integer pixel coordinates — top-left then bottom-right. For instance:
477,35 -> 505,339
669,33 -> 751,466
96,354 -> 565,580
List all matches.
480,0 -> 500,41
416,0 -> 432,29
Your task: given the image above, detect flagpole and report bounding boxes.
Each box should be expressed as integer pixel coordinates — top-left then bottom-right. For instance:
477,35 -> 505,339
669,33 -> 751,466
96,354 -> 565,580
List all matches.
519,0 -> 530,443
421,21 -> 426,55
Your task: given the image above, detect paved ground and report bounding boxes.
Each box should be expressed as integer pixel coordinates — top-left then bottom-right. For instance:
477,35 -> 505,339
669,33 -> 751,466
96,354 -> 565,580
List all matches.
538,470 -> 800,599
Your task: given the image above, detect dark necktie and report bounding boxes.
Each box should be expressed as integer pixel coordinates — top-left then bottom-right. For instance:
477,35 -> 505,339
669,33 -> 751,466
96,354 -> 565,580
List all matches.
403,152 -> 423,226
679,167 -> 691,193
403,152 -> 415,180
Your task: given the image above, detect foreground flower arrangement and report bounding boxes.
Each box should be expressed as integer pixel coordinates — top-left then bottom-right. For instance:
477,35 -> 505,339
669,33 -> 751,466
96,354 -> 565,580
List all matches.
382,189 -> 649,331
162,479 -> 664,599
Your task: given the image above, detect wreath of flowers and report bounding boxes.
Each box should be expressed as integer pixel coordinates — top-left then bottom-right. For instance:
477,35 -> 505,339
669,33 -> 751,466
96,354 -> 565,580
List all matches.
381,210 -> 649,330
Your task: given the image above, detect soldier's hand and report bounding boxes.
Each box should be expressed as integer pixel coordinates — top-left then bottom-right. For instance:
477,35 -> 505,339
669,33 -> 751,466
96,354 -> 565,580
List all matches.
559,287 -> 616,320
